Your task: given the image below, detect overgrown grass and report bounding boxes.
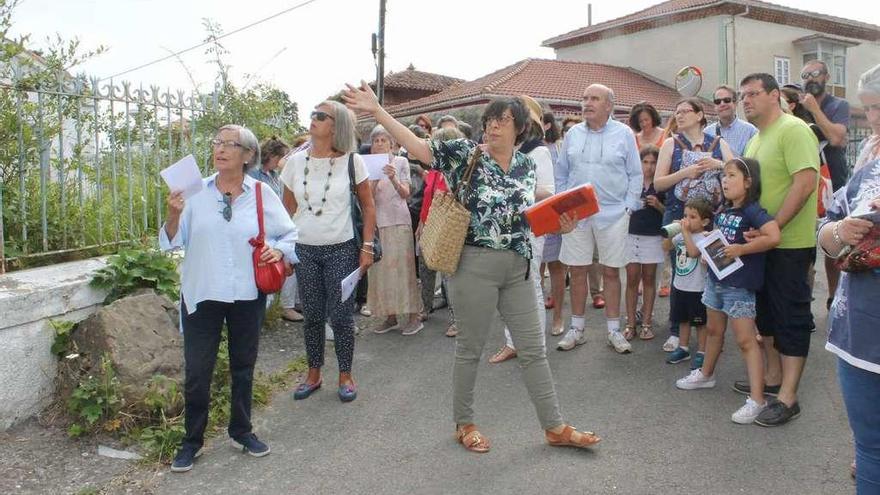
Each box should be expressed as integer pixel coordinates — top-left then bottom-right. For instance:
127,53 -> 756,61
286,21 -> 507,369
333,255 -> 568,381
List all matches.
60,327 -> 306,464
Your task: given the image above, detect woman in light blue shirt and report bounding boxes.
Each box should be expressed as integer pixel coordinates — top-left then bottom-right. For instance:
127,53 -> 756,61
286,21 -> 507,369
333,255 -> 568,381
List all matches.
160,124 -> 298,473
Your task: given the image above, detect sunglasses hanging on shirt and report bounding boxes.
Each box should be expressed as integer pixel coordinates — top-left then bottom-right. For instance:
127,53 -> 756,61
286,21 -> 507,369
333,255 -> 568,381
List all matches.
219,192 -> 232,221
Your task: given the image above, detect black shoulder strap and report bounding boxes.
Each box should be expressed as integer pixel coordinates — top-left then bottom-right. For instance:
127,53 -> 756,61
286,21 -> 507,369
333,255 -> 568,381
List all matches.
347,152 -> 356,195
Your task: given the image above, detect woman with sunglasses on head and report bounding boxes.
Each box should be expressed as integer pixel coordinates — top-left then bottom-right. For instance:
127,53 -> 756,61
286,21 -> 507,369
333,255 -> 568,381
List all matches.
280,101 -> 376,404
344,82 -> 600,454
161,124 -> 299,473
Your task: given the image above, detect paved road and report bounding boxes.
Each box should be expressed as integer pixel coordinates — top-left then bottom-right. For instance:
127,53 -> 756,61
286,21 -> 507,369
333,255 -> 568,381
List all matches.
154,276 -> 854,495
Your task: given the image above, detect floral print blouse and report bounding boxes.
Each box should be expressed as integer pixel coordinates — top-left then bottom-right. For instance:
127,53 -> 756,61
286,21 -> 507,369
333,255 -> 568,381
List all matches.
429,138 -> 536,259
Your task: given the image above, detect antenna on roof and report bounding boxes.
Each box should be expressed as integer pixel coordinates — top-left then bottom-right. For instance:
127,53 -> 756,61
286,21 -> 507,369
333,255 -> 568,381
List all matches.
588,3 -> 592,26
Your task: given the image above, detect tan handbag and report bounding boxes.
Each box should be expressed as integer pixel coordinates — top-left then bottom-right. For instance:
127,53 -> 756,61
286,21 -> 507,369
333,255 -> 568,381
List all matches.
419,147 -> 482,274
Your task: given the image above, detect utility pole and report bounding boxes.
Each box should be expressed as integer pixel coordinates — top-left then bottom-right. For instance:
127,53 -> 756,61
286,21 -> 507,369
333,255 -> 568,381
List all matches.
377,0 -> 386,104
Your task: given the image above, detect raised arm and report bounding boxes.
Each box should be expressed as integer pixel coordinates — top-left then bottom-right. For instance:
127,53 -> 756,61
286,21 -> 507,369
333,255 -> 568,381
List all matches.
343,82 -> 433,165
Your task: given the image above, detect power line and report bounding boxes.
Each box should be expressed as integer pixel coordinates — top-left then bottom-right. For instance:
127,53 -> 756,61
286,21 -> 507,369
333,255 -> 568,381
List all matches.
99,0 -> 321,81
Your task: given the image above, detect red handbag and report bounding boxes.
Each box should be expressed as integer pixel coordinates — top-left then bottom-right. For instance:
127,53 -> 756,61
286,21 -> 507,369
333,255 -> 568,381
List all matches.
249,182 -> 286,293
835,223 -> 880,273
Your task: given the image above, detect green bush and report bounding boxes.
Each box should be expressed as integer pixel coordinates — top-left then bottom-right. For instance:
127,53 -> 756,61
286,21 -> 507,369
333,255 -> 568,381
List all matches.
89,247 -> 179,303
66,354 -> 122,437
49,319 -> 75,357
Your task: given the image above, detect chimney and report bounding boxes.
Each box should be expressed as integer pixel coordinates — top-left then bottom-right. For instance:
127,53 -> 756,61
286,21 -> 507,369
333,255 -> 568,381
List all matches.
588,3 -> 592,26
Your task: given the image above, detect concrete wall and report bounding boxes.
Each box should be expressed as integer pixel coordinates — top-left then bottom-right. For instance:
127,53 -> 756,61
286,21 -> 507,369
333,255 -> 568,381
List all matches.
0,258 -> 107,430
555,18 -> 724,101
732,17 -> 878,104
555,15 -> 879,108
847,42 -> 880,103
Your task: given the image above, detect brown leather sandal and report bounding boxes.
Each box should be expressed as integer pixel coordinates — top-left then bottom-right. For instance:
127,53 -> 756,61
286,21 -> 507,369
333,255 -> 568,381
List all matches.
639,324 -> 655,340
456,424 -> 490,453
546,425 -> 601,449
488,346 -> 517,364
622,325 -> 636,341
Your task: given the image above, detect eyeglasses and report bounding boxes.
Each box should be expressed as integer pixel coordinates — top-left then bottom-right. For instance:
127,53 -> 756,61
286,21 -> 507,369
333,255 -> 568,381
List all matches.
713,97 -> 734,105
484,114 -> 515,127
739,89 -> 766,99
801,69 -> 826,80
310,110 -> 335,122
211,139 -> 246,150
219,192 -> 232,222
674,108 -> 696,116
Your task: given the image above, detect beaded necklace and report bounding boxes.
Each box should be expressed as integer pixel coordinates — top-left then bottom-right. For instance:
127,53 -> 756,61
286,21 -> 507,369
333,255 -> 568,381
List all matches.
302,152 -> 336,216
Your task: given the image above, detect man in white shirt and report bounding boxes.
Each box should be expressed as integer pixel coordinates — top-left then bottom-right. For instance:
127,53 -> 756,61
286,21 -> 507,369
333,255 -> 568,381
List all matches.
555,84 -> 643,354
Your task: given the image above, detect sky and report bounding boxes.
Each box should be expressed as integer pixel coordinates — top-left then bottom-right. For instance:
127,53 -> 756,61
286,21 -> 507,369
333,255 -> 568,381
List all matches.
13,0 -> 879,126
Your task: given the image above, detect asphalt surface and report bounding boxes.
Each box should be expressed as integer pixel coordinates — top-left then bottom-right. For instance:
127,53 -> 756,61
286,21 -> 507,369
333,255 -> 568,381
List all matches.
154,273 -> 855,495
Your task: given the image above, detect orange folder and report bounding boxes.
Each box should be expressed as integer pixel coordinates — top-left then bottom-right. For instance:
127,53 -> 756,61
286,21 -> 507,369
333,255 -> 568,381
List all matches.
524,184 -> 599,237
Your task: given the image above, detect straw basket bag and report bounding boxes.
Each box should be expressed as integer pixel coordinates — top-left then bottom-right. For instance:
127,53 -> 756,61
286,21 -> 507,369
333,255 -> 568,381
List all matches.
418,147 -> 482,274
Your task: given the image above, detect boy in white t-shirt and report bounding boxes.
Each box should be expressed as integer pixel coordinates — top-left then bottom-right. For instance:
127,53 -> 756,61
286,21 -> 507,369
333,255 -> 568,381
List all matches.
666,198 -> 713,368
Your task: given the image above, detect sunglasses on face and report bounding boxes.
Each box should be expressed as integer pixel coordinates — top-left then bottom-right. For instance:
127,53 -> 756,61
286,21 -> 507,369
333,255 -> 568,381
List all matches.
713,97 -> 734,105
310,110 -> 335,122
219,192 -> 232,222
801,69 -> 826,80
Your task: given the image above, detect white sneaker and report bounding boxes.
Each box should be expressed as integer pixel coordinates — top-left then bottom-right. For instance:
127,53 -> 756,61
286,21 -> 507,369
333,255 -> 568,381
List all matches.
556,327 -> 586,351
662,335 -> 680,352
675,369 -> 716,390
731,397 -> 767,424
325,323 -> 335,342
607,331 -> 632,354
401,321 -> 424,336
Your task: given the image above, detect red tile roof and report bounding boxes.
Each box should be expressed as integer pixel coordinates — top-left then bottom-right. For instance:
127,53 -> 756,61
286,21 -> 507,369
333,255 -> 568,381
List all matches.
384,58 -> 691,117
371,65 -> 464,93
543,0 -> 880,48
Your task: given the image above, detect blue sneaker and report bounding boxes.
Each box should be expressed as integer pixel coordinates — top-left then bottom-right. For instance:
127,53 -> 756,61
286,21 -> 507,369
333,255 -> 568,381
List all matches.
232,433 -> 271,457
666,347 -> 691,364
691,352 -> 705,370
170,446 -> 203,473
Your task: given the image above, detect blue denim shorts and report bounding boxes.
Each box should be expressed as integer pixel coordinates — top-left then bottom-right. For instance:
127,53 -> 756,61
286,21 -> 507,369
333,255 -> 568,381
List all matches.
701,277 -> 756,319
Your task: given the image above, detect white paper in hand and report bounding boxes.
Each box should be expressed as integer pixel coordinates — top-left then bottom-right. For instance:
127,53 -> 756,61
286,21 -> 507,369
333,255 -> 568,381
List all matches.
361,153 -> 391,180
340,268 -> 362,302
696,230 -> 744,280
160,155 -> 204,199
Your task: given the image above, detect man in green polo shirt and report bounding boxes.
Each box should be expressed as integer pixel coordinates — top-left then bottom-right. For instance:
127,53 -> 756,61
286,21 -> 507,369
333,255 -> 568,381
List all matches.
735,73 -> 819,426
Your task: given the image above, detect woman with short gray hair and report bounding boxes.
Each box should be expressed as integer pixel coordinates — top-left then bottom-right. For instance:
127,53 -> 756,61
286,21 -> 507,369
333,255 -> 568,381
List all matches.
161,124 -> 298,472
280,100 -> 376,403
367,124 -> 423,335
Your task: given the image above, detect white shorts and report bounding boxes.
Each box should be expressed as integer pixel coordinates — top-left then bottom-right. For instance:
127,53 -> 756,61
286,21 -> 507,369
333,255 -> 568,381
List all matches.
626,234 -> 666,265
559,215 -> 630,268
